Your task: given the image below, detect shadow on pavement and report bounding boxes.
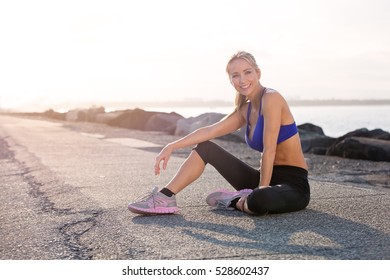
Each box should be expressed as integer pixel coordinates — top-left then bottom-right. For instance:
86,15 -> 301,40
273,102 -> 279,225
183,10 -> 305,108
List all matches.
132,209 -> 390,259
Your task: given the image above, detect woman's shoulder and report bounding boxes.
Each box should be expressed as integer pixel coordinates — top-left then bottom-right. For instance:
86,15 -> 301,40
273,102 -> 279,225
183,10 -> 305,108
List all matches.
265,87 -> 278,94
262,88 -> 289,115
263,88 -> 284,103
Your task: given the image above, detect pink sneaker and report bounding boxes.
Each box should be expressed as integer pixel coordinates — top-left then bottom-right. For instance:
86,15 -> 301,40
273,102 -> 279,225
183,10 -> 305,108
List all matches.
128,187 -> 178,215
206,189 -> 253,210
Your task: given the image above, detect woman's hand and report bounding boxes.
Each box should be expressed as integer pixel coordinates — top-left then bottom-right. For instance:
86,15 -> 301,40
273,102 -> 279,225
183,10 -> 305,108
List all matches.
154,143 -> 174,175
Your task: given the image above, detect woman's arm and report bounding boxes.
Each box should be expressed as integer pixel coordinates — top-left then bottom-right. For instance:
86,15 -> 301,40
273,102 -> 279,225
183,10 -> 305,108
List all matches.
155,109 -> 245,175
259,93 -> 283,186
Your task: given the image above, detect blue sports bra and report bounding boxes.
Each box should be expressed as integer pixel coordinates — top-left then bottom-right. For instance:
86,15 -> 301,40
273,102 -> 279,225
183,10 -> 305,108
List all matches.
245,89 -> 298,152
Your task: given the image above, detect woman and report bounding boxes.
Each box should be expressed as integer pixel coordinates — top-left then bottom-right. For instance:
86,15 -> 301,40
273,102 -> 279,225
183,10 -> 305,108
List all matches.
128,51 -> 310,215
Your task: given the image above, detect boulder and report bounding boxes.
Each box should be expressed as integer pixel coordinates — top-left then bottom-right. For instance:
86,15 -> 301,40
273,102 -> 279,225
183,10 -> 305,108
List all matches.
333,128 -> 390,141
219,129 -> 245,143
106,108 -> 182,132
326,136 -> 390,162
174,112 -> 245,142
65,107 -> 105,122
43,109 -> 66,121
298,123 -> 325,136
145,112 -> 184,134
298,123 -> 335,155
326,128 -> 390,159
174,113 -> 225,136
107,108 -> 154,130
94,111 -> 124,124
301,136 -> 336,155
65,109 -> 78,122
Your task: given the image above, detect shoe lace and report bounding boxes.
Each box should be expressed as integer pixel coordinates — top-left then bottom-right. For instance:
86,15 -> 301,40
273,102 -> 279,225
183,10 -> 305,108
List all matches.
135,186 -> 159,202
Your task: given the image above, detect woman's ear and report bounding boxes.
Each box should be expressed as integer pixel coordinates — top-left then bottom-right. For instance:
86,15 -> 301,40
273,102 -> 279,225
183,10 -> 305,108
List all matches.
257,68 -> 261,80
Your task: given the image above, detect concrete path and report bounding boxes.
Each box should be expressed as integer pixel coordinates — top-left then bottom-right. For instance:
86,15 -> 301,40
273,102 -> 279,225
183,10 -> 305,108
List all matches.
1,115 -> 389,260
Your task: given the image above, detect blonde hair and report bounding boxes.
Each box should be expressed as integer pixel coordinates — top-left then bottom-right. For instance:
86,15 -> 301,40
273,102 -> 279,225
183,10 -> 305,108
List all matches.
226,51 -> 260,111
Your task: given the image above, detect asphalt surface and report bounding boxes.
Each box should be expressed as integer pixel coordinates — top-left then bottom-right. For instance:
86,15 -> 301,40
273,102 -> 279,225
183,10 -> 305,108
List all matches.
0,115 -> 389,260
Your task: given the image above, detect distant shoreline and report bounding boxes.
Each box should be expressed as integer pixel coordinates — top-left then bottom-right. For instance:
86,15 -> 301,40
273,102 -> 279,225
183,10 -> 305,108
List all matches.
288,99 -> 390,106
1,99 -> 390,114
84,98 -> 390,110
106,99 -> 390,108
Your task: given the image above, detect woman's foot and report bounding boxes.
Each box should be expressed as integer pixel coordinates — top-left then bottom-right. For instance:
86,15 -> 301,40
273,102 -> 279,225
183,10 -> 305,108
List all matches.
128,187 -> 179,215
206,189 -> 253,210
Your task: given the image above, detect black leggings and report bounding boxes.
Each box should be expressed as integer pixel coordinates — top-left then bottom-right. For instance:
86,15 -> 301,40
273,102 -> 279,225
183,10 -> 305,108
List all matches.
194,141 -> 310,215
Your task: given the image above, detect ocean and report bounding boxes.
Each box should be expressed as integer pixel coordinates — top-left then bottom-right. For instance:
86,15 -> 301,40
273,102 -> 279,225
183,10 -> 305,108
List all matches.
144,105 -> 390,138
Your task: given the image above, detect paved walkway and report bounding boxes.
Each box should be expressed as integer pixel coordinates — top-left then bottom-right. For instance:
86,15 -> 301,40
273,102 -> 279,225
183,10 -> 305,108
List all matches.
0,115 -> 389,260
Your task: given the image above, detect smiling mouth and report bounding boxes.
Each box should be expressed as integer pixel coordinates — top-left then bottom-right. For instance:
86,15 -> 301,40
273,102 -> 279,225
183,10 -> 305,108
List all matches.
240,83 -> 251,89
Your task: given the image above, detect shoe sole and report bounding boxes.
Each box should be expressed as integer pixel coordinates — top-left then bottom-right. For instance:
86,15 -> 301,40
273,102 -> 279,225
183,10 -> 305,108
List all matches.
128,205 -> 179,215
206,189 -> 253,207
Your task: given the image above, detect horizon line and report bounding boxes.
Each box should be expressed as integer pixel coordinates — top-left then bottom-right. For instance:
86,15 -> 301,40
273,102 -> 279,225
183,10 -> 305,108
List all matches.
1,98 -> 390,113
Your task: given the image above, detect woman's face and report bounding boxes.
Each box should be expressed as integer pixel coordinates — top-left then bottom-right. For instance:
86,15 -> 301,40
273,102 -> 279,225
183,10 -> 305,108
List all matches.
228,58 -> 260,97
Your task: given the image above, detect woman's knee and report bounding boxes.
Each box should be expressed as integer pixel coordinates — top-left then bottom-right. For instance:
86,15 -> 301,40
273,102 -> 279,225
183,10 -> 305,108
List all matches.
193,141 -> 217,164
246,188 -> 275,215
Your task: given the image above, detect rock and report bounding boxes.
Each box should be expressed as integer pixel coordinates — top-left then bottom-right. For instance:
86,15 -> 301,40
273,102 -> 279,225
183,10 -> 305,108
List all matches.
107,108 -> 154,130
65,109 -> 79,122
218,129 -> 245,143
301,136 -> 336,155
43,109 -> 66,121
326,136 -> 390,162
174,113 -> 225,136
298,123 -> 325,136
145,112 -> 184,134
298,126 -> 390,160
106,108 -> 182,132
298,123 -> 335,155
95,111 -> 124,124
337,128 -> 390,141
326,128 -> 390,158
65,107 -> 105,122
174,112 -> 245,142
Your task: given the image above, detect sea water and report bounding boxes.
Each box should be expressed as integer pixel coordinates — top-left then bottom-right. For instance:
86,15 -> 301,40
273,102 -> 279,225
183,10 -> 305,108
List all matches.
145,105 -> 390,138
290,105 -> 390,137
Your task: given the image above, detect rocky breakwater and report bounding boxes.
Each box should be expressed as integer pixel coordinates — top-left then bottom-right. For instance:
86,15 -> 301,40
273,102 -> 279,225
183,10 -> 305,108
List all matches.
10,106 -> 388,188
326,128 -> 390,162
40,108 -> 244,142
298,123 -> 390,162
41,107 -> 184,134
298,123 -> 390,189
37,107 -> 390,163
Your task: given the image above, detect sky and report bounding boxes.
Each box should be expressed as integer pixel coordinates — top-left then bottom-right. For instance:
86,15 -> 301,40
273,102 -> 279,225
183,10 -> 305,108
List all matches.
0,0 -> 389,111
